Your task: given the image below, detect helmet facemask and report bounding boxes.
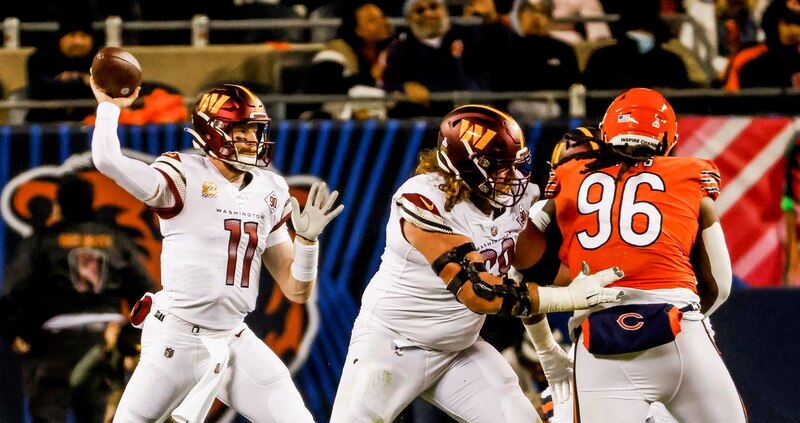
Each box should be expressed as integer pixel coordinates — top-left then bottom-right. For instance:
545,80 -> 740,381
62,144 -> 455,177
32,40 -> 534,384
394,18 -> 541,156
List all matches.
214,119 -> 272,171
473,147 -> 531,208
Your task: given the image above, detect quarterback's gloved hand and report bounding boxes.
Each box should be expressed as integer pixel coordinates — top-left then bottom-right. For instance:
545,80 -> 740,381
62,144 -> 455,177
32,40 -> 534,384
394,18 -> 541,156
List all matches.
524,317 -> 573,404
536,262 -> 624,313
289,181 -> 344,242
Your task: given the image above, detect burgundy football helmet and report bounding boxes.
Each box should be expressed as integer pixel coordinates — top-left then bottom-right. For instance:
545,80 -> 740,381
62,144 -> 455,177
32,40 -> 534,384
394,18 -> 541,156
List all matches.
186,84 -> 272,170
436,104 -> 531,207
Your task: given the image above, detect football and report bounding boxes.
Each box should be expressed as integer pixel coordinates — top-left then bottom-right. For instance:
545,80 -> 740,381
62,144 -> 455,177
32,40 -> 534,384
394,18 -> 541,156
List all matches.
90,47 -> 142,98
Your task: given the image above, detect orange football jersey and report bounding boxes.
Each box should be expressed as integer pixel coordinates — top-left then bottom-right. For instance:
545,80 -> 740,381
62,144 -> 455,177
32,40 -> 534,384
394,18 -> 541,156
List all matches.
546,156 -> 721,292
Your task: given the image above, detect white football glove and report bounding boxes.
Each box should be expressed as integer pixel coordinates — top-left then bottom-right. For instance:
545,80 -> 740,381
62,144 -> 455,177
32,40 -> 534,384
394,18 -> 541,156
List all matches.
289,181 -> 344,242
536,262 -> 624,313
525,317 -> 573,404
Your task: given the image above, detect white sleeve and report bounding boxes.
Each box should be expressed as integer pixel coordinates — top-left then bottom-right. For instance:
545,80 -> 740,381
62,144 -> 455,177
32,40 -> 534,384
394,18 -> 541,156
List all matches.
91,102 -> 172,205
702,222 -> 732,317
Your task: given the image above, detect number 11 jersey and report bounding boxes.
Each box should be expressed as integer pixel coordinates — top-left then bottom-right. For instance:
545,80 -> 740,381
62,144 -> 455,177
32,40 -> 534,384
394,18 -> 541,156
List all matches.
150,152 -> 291,330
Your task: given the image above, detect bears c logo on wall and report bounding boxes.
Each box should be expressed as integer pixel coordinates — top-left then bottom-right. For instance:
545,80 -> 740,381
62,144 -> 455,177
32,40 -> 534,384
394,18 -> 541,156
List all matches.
0,151 -> 320,377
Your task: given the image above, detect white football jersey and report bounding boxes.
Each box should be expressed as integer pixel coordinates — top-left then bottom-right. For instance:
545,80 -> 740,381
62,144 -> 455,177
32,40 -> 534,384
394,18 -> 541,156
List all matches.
150,152 -> 291,330
359,173 -> 537,351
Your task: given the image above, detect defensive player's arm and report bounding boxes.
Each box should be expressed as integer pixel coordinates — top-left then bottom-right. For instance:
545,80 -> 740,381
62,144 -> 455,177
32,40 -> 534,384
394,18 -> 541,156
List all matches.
514,200 -> 565,288
691,196 -> 732,316
89,77 -> 174,208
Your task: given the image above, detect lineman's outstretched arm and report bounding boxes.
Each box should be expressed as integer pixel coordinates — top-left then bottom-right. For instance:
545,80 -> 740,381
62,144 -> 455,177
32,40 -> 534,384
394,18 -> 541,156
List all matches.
89,77 -> 173,208
404,221 -> 624,316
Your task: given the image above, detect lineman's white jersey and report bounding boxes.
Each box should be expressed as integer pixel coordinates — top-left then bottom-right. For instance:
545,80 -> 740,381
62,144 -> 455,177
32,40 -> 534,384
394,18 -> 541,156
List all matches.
150,152 -> 291,330
359,173 -> 537,351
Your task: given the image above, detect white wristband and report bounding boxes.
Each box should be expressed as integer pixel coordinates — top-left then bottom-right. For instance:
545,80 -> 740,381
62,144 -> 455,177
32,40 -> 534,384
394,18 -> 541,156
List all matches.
524,316 -> 558,351
290,239 -> 319,282
536,286 -> 579,313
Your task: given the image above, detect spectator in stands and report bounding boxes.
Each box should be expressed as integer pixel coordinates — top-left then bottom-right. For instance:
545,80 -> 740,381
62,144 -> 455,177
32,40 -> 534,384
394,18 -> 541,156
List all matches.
25,15 -> 98,122
548,0 -> 612,45
717,0 -> 759,57
0,175 -> 154,423
496,0 -> 580,120
739,0 -> 800,88
70,321 -> 142,423
721,0 -> 788,90
582,3 -> 691,90
381,0 -> 514,117
300,2 -> 394,119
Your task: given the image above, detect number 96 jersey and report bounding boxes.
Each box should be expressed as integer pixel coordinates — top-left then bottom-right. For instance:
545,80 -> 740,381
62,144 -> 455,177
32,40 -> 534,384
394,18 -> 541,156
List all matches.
150,152 -> 291,330
546,156 -> 721,293
359,173 -> 537,351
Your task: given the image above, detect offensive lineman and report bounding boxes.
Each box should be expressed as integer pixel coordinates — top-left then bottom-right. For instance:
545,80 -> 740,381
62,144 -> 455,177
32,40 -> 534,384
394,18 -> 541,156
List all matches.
527,88 -> 747,422
329,104 -> 625,423
90,80 -> 343,422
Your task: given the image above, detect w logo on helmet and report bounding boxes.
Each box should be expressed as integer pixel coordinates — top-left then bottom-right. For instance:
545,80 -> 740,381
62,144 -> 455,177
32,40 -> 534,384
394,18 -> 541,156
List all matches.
197,93 -> 230,114
458,119 -> 497,150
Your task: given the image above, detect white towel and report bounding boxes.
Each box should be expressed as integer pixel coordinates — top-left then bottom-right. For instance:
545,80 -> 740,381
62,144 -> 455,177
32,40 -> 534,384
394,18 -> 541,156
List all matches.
171,337 -> 230,423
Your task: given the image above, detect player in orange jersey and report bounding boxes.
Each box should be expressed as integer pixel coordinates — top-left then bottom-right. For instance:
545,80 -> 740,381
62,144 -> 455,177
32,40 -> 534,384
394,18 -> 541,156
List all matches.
519,88 -> 748,423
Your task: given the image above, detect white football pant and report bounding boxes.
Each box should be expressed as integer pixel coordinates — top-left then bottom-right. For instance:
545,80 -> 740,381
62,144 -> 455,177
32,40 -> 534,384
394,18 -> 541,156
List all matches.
113,310 -> 314,422
574,319 -> 747,423
330,321 -> 540,423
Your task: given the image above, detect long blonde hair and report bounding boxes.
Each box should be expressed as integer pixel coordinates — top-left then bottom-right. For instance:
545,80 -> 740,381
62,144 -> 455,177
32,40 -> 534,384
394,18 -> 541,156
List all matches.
414,149 -> 469,211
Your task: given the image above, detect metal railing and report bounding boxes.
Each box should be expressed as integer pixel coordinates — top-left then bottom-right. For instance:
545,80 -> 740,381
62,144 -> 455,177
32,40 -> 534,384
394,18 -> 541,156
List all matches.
1,87 -> 798,122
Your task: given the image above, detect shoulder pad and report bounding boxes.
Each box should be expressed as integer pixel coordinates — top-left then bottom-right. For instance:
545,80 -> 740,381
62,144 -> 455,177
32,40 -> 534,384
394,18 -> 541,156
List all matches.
397,193 -> 453,234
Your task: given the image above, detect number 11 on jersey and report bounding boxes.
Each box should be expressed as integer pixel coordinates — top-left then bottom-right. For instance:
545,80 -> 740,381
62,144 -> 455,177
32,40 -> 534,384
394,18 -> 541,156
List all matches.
224,219 -> 259,287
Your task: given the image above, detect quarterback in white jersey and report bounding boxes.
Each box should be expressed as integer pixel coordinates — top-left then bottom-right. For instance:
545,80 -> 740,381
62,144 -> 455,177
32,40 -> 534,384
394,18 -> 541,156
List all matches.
330,104 -> 624,423
89,81 -> 343,422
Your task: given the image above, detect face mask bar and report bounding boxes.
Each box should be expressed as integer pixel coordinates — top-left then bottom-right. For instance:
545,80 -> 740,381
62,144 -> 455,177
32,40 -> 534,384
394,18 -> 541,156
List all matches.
223,120 -> 273,168
476,152 -> 531,207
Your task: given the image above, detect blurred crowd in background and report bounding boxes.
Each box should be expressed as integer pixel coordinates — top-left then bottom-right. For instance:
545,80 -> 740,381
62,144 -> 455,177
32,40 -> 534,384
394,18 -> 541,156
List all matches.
2,0 -> 800,124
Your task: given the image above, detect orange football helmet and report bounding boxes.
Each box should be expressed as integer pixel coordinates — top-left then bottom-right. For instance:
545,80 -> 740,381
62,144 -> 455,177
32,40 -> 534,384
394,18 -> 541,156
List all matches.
599,88 -> 677,156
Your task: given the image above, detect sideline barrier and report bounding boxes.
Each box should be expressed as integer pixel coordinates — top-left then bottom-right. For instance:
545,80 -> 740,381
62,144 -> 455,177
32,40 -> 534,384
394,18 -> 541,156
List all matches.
0,118 -> 797,421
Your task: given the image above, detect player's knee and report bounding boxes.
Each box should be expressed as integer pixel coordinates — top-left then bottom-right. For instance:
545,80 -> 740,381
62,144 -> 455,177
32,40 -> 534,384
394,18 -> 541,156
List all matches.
499,392 -> 539,423
343,363 -> 409,423
246,382 -> 314,423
